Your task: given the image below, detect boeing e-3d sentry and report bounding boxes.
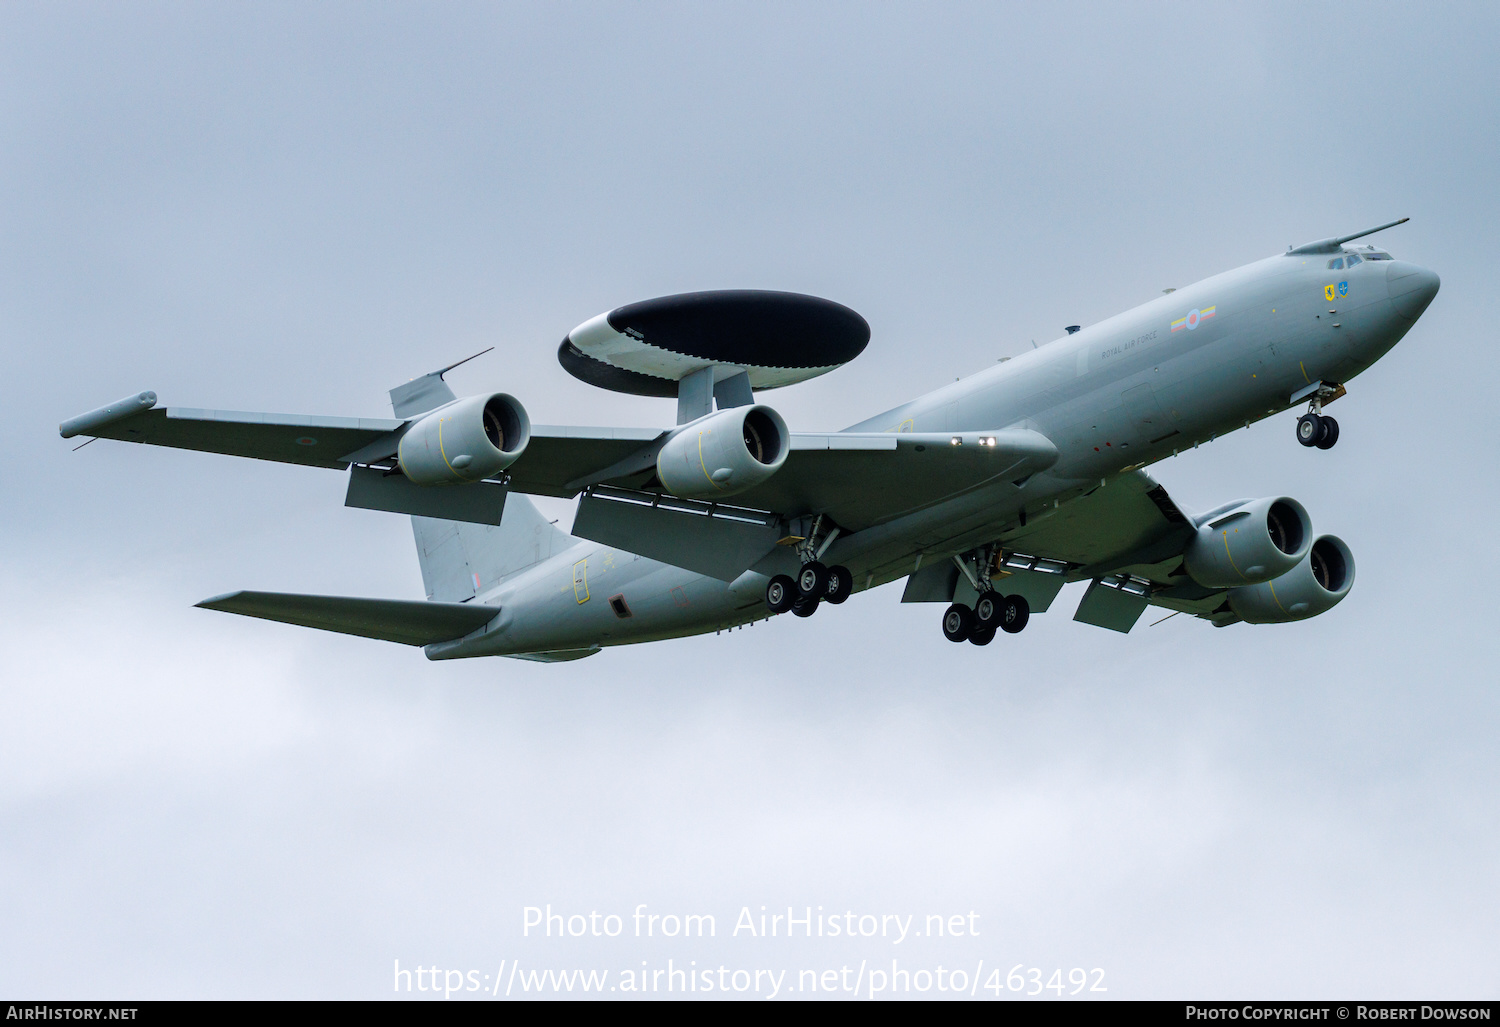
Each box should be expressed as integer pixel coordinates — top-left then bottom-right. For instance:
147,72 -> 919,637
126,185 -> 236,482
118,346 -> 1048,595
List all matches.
61,221 -> 1439,661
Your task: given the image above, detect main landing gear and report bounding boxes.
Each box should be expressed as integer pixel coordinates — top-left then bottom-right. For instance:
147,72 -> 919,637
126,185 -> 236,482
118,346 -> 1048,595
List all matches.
766,561 -> 853,617
941,545 -> 1032,645
765,515 -> 852,618
943,593 -> 1030,645
1295,384 -> 1343,450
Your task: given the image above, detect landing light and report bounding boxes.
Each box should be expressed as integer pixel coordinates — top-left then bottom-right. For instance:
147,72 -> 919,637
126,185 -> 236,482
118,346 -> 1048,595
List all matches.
951,437 -> 962,446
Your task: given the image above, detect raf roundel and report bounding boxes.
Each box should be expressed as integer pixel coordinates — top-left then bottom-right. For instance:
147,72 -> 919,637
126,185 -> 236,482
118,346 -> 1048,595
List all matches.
558,290 -> 871,397
1169,305 -> 1217,333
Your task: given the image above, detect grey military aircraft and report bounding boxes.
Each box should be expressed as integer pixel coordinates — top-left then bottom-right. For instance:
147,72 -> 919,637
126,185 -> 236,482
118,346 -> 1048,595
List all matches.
61,220 -> 1438,662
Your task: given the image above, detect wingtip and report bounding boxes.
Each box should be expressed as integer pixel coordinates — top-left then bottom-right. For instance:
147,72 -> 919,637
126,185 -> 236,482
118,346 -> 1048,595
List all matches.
195,591 -> 245,610
58,390 -> 158,439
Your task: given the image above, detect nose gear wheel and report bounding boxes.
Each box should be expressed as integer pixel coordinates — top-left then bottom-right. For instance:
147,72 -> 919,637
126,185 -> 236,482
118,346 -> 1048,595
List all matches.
1297,383 -> 1345,449
1315,415 -> 1339,449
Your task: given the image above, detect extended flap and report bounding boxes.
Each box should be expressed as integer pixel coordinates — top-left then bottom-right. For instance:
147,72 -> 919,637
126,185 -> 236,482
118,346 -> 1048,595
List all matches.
345,465 -> 508,525
571,487 -> 783,582
1072,578 -> 1150,633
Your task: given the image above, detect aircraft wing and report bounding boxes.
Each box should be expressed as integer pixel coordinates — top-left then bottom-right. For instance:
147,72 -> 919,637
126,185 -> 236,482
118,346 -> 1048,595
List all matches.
1004,469 -> 1195,574
558,428 -> 1058,531
61,392 -> 1220,622
60,392 -> 406,470
61,393 -> 1054,530
568,428 -> 1058,581
994,470 -> 1235,632
727,430 -> 1056,532
58,391 -> 662,484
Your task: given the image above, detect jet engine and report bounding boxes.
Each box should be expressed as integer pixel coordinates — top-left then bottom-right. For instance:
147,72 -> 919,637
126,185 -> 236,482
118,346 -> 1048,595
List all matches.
1183,497 -> 1313,588
656,405 -> 789,500
1226,535 -> 1355,624
397,393 -> 531,485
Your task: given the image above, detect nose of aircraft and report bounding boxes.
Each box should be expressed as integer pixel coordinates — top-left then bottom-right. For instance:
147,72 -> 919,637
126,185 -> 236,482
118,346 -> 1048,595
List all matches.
1386,261 -> 1440,322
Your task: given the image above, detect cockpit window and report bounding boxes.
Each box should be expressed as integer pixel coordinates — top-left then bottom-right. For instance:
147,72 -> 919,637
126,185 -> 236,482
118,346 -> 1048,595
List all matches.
1345,253 -> 1361,267
1363,251 -> 1392,260
1328,257 -> 1345,270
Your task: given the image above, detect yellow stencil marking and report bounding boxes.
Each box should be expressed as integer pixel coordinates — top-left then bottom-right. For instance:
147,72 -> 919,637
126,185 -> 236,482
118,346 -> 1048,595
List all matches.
437,416 -> 476,481
1222,529 -> 1248,581
572,558 -> 590,603
698,429 -> 728,492
1300,361 -> 1311,384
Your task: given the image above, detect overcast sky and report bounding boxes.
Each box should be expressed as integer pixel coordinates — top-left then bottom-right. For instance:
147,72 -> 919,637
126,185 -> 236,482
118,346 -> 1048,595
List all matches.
2,1 -> 1497,1000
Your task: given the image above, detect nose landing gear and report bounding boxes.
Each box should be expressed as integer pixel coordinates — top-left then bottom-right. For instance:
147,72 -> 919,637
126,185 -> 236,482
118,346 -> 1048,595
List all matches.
1296,413 -> 1339,449
1295,383 -> 1344,450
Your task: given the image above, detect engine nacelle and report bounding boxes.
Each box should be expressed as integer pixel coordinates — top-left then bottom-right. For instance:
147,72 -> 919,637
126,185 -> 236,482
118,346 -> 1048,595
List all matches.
656,404 -> 789,500
397,393 -> 531,485
1183,496 -> 1313,588
1227,535 -> 1355,624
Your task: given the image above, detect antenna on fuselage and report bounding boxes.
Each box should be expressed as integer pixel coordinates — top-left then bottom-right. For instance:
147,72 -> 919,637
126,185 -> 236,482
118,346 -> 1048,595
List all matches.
1288,217 -> 1410,255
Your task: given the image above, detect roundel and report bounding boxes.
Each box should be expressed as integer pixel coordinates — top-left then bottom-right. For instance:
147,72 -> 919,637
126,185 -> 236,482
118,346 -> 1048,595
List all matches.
559,290 -> 871,397
1185,309 -> 1201,330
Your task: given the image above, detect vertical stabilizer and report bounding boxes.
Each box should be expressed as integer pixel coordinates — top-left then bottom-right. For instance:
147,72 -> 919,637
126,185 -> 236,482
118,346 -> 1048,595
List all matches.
411,500 -> 573,602
390,357 -> 573,602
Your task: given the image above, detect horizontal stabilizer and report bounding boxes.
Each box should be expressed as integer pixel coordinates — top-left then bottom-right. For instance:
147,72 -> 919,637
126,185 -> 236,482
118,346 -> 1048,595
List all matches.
196,590 -> 497,646
345,465 -> 508,525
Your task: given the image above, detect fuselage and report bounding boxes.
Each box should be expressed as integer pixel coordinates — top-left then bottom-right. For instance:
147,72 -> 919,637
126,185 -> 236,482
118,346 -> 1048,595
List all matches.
429,247 -> 1439,660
